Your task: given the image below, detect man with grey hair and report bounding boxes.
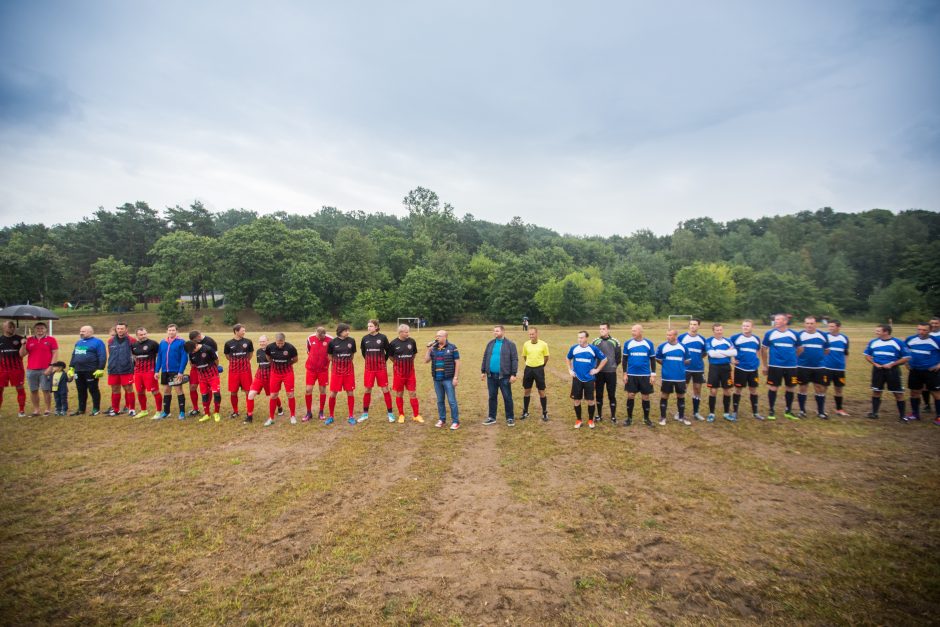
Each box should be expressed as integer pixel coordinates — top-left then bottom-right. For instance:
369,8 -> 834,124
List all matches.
389,323 -> 422,423
263,332 -> 298,426
425,329 -> 460,429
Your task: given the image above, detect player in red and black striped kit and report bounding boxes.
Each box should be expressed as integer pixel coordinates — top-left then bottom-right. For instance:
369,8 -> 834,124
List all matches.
0,321 -> 26,416
359,319 -> 394,423
131,327 -> 161,418
263,333 -> 298,426
224,324 -> 254,418
304,326 -> 331,422
327,323 -> 357,425
244,335 -> 282,424
389,324 -> 423,423
184,339 -> 222,421
187,330 -> 217,416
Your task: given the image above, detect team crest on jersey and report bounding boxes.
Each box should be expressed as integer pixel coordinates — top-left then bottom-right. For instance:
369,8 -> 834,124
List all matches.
282,350 -> 288,356
377,339 -> 382,345
242,343 -> 248,349
12,339 -> 19,346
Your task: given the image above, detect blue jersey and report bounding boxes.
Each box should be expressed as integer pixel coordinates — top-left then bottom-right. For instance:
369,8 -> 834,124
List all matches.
822,333 -> 849,370
624,338 -> 656,376
656,342 -> 688,382
905,335 -> 940,370
762,328 -> 801,368
730,333 -> 761,371
567,343 -> 606,382
678,333 -> 706,372
705,336 -> 736,366
863,337 -> 909,366
797,331 -> 829,368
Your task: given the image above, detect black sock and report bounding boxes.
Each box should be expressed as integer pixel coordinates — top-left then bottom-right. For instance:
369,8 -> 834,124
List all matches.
784,391 -> 794,411
897,400 -> 905,417
768,389 -> 777,412
922,390 -> 931,409
693,396 -> 700,415
732,393 -> 741,411
750,395 -> 759,413
574,405 -> 582,420
871,396 -> 881,414
178,394 -> 186,413
677,397 -> 686,418
660,398 -> 668,417
523,396 -> 531,413
627,398 -> 635,418
835,395 -> 843,410
642,400 -> 650,419
798,393 -> 807,411
708,396 -> 716,413
588,404 -> 595,419
163,394 -> 171,414
723,395 -> 731,413
609,402 -> 616,419
911,398 -> 920,417
540,396 -> 547,414
816,394 -> 825,414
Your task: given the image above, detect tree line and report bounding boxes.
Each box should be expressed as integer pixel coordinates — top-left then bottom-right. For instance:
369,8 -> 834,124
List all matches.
1,188 -> 937,326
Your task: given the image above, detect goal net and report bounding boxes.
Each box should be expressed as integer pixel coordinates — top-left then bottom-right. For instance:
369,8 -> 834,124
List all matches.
397,317 -> 422,332
667,314 -> 693,329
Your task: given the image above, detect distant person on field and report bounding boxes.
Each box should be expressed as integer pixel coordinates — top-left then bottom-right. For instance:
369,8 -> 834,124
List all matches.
21,321 -> 58,416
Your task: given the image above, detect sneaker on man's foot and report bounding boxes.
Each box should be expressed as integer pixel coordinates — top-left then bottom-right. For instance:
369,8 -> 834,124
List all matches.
153,411 -> 167,420
277,406 -> 285,417
358,412 -> 369,423
290,416 -> 297,425
178,412 -> 185,421
624,418 -> 632,427
587,419 -> 595,429
413,415 -> 425,424
324,416 -> 334,425
318,411 -> 325,420
818,412 -> 829,420
835,409 -> 850,417
680,416 -> 692,426
213,413 -> 221,423
188,409 -> 199,417
784,410 -> 799,421
754,413 -> 766,421
450,421 -> 460,430
798,410 -> 807,418
302,412 -> 312,423
435,419 -> 444,428
933,417 -> 940,426
864,412 -> 879,419
387,411 -> 396,422
521,412 -> 529,420
658,417 -> 667,426
263,418 -> 275,427
767,412 -> 776,421
69,410 -> 83,416
903,413 -> 920,422
106,408 -> 118,417
231,412 -> 241,420
694,413 -> 705,421
127,409 -> 136,418
706,413 -> 715,423
198,414 -> 211,423
574,419 -> 582,429
243,415 -> 253,424
644,418 -> 654,427
724,413 -> 736,422
483,416 -> 497,426
136,410 -> 149,419
542,414 -> 549,422
397,414 -> 405,423
347,416 -> 357,425
90,409 -> 100,416
507,418 -> 516,427
610,417 -> 617,424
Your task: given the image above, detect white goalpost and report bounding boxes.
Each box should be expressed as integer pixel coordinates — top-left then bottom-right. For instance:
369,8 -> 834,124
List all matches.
667,314 -> 693,329
397,316 -> 421,332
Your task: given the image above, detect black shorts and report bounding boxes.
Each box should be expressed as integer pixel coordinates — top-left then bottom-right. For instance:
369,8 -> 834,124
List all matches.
522,365 -> 546,390
824,369 -> 846,388
571,378 -> 595,401
707,364 -> 733,389
908,368 -> 940,392
870,366 -> 903,393
625,375 -> 654,395
685,371 -> 705,385
661,380 -> 687,395
766,366 -> 798,388
733,368 -> 760,389
160,371 -> 184,385
797,367 -> 828,386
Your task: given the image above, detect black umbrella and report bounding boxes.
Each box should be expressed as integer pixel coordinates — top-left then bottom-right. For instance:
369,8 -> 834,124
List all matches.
0,304 -> 60,320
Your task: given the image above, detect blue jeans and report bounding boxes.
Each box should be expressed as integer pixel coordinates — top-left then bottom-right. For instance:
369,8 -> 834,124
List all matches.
487,373 -> 514,420
433,378 -> 459,423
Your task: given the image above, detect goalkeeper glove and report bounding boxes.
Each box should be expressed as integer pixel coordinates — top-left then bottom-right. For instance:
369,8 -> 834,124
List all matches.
92,369 -> 106,378
67,367 -> 75,378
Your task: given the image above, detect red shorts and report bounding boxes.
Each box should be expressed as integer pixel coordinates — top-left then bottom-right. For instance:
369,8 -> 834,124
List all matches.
330,372 -> 356,393
228,369 -> 252,393
108,373 -> 134,386
269,369 -> 295,394
305,368 -> 329,386
392,371 -> 417,392
250,369 -> 271,394
197,368 -> 221,394
0,369 -> 24,387
363,368 -> 389,388
134,371 -> 158,392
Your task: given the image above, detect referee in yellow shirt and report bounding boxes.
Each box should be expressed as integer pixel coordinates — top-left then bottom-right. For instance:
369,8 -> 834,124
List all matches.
521,327 -> 551,421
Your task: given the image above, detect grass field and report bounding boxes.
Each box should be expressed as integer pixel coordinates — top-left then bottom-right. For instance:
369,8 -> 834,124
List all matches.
1,321 -> 938,625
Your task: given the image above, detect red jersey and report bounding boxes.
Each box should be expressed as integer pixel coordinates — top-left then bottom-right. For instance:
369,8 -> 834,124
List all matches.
328,336 -> 356,376
264,342 -> 298,374
388,337 -> 418,378
224,338 -> 254,374
360,333 -> 390,372
0,334 -> 25,371
25,335 -> 58,370
131,338 -> 159,373
305,334 -> 332,371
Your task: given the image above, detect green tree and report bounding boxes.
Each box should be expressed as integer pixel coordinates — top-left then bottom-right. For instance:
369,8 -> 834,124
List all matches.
395,266 -> 465,324
868,280 -> 928,322
738,270 -> 825,318
669,262 -> 737,320
90,256 -> 136,312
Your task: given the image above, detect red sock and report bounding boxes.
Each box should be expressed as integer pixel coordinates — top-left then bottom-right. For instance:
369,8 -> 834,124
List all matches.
288,397 -> 296,416
138,391 -> 147,410
247,397 -> 255,415
384,391 -> 393,411
111,393 -> 121,410
410,397 -> 420,417
329,395 -> 336,416
125,391 -> 135,410
189,388 -> 199,407
17,388 -> 26,411
203,400 -> 211,415
362,392 -> 371,412
347,395 -> 355,417
319,393 -> 326,412
269,397 -> 277,418
305,393 -> 313,413
396,395 -> 404,416
230,394 -> 239,413
152,391 -> 161,409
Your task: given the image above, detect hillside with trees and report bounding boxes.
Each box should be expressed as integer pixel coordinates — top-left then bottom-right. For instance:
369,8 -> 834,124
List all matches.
1,188 -> 936,325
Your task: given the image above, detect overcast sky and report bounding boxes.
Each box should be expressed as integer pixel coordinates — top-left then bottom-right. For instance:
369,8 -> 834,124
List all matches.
1,1 -> 937,235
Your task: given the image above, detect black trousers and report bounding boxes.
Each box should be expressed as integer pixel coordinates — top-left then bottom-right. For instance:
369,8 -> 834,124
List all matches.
74,370 -> 101,412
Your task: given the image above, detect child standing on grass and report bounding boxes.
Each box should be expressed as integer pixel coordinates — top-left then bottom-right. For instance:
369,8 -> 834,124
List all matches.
51,361 -> 71,415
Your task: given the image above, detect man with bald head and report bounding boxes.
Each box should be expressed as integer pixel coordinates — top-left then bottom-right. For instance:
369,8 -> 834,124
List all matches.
425,329 -> 461,429
69,325 -> 107,416
622,324 -> 656,427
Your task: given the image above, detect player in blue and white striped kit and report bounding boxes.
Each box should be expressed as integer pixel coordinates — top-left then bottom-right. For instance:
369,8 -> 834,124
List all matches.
705,323 -> 737,422
679,319 -> 707,421
862,324 -> 910,420
761,313 -> 802,420
904,323 -> 940,422
797,316 -> 830,419
655,328 -> 691,426
730,319 -> 764,420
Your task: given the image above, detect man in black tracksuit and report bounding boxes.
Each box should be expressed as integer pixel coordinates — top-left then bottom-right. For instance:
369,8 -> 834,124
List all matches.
592,323 -> 622,422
